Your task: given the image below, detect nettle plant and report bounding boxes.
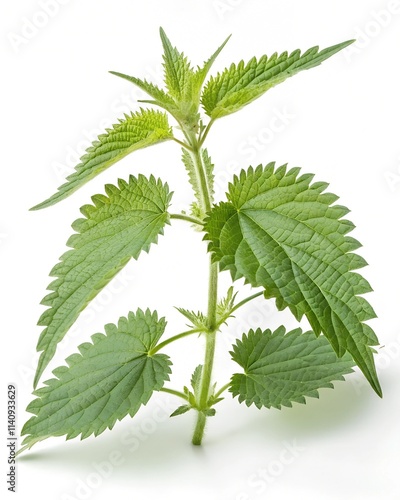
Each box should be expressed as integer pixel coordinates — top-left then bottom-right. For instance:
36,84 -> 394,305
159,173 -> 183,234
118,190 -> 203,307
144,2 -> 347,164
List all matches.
21,29 -> 382,453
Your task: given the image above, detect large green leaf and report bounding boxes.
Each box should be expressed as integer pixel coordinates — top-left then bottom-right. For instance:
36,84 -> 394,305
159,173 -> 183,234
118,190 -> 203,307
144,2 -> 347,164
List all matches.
34,174 -> 172,388
204,163 -> 381,396
31,109 -> 173,210
201,40 -> 354,119
22,310 -> 171,451
230,327 -> 355,409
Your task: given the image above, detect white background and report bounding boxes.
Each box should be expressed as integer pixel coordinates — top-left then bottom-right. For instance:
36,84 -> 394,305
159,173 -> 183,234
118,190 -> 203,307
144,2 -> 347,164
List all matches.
1,1 -> 400,499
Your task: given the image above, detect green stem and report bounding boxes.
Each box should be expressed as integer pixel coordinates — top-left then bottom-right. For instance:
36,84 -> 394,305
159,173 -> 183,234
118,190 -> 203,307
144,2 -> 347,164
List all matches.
192,330 -> 216,445
230,291 -> 264,315
150,328 -> 201,355
170,213 -> 204,226
160,387 -> 188,401
181,129 -> 218,446
172,136 -> 193,151
214,382 -> 231,400
192,261 -> 218,445
187,137 -> 212,214
198,119 -> 214,148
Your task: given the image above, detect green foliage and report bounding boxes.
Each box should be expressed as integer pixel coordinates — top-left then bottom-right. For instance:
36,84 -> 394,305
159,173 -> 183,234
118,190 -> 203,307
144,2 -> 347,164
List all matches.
204,164 -> 381,396
201,40 -> 354,119
230,327 -> 355,409
34,174 -> 171,387
31,109 -> 173,210
22,28 -> 381,453
21,310 -> 171,450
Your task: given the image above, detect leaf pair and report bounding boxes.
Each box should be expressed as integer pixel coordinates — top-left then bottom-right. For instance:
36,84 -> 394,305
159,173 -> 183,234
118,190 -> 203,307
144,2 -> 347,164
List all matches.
34,174 -> 172,387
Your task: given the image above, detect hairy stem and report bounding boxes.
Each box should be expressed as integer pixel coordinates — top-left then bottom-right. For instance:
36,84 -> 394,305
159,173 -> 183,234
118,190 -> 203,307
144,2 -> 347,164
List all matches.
187,140 -> 212,214
160,387 -> 188,401
170,213 -> 204,226
192,328 -> 216,445
230,291 -> 264,314
214,382 -> 231,400
186,133 -> 218,445
150,328 -> 201,355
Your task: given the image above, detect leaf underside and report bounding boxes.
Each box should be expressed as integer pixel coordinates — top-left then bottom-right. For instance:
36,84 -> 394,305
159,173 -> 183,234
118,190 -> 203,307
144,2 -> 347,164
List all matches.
34,174 -> 172,388
204,163 -> 381,396
201,40 -> 354,119
22,310 -> 171,450
31,109 -> 173,210
230,327 -> 355,409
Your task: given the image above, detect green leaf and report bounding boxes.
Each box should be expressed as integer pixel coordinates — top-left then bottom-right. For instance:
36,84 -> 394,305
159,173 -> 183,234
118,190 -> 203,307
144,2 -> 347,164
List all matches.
176,307 -> 208,331
31,109 -> 173,210
109,72 -> 179,115
216,286 -> 237,326
159,27 -> 194,104
181,147 -> 214,218
170,405 -> 191,417
191,364 -> 203,400
204,163 -> 381,396
34,174 -> 172,388
201,40 -> 354,119
191,35 -> 231,101
21,310 -> 171,450
111,32 -> 230,129
230,327 -> 355,409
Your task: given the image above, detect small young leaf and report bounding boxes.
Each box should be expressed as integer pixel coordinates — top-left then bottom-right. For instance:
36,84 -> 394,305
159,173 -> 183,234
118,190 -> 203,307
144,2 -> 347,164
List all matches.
159,27 -> 195,108
21,310 -> 171,450
170,405 -> 191,417
191,364 -> 203,400
201,40 -> 354,119
109,72 -> 179,115
204,163 -> 381,396
216,286 -> 237,326
34,175 -> 172,387
230,327 -> 355,409
31,109 -> 173,210
176,307 -> 208,331
191,35 -> 231,101
181,148 -> 214,218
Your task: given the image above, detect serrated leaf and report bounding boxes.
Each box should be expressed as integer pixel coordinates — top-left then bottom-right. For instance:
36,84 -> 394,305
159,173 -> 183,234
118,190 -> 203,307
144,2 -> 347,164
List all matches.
170,405 -> 191,417
31,109 -> 173,210
176,307 -> 208,331
21,310 -> 171,450
191,35 -> 231,101
181,148 -> 214,218
159,27 -> 194,104
191,364 -> 203,400
34,174 -> 172,387
109,72 -> 179,115
201,40 -> 354,119
216,286 -> 237,326
230,327 -> 355,409
204,163 -> 381,396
